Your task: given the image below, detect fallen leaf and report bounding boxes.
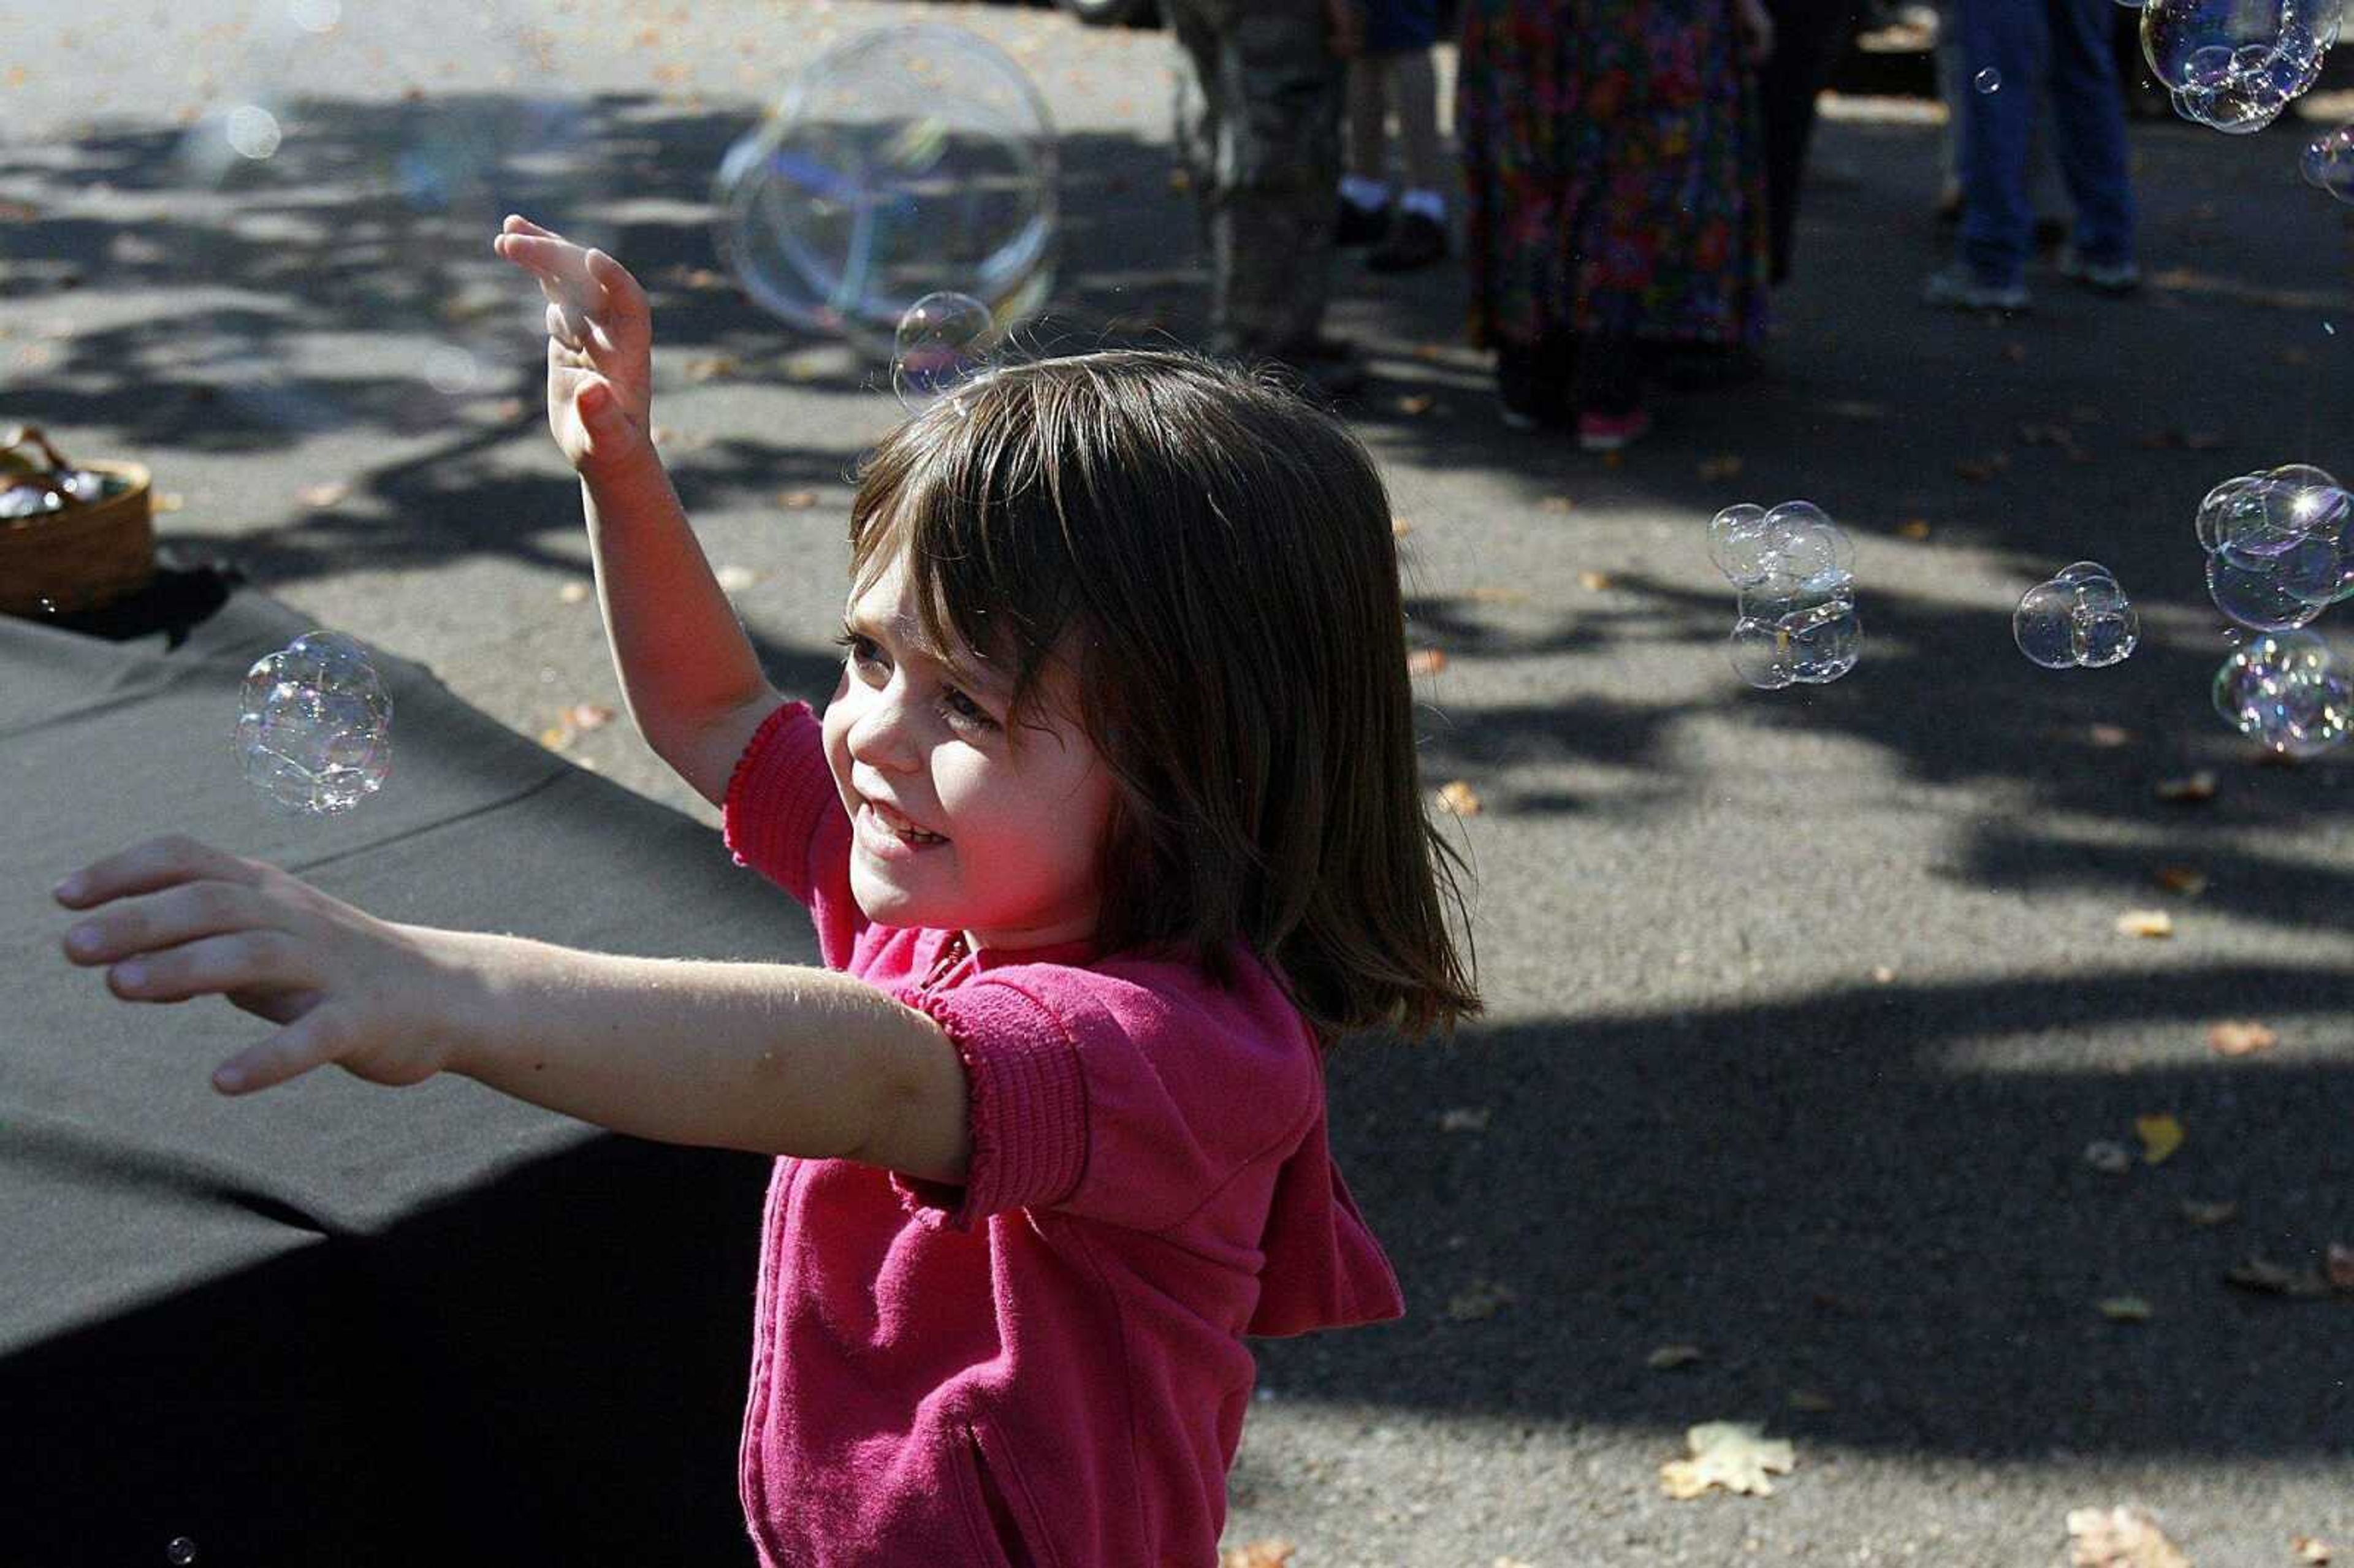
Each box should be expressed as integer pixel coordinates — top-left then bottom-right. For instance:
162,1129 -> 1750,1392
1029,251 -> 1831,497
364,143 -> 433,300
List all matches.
2226,1257 -> 2334,1298
2116,909 -> 2174,939
1897,517 -> 1933,540
295,481 -> 349,508
2084,1140 -> 2133,1174
1659,1422 -> 1796,1500
2179,1200 -> 2237,1227
2207,1019 -> 2276,1057
1447,1278 -> 1518,1320
1396,393 -> 1435,416
1577,569 -> 1613,592
0,199 -> 36,221
2154,770 -> 2217,803
1646,1344 -> 1704,1369
2136,1114 -> 2185,1165
2292,1537 -> 2333,1565
1538,494 -> 1575,514
1785,1389 -> 1836,1412
1602,451 -> 1623,471
2087,723 -> 2135,748
539,725 -> 572,752
1391,517 -> 1415,538
1436,780 -> 1482,816
1219,1543 -> 1293,1568
1407,649 -> 1448,676
2066,1504 -> 2190,1567
1409,342 -> 1449,362
777,489 -> 818,509
566,702 -> 615,731
2152,866 -> 2208,897
2097,1296 -> 2153,1322
684,354 -> 739,383
1870,964 -> 1898,984
2328,1243 -> 2354,1293
152,491 -> 184,513
1438,1106 -> 1491,1133
2002,341 -> 2028,364
1698,454 -> 1743,482
558,580 -> 592,604
715,564 -> 760,593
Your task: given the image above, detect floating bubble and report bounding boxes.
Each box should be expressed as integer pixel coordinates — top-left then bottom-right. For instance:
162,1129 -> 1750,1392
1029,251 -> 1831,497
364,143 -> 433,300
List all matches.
167,1539 -> 198,1567
2212,630 -> 2352,755
715,24 -> 1057,360
1729,573 -> 1861,689
891,291 -> 996,408
2303,127 -> 2354,201
1975,67 -> 2003,92
2144,0 -> 2339,134
1706,498 -> 1851,590
235,631 -> 394,816
2196,464 -> 2353,627
2014,561 -> 2139,669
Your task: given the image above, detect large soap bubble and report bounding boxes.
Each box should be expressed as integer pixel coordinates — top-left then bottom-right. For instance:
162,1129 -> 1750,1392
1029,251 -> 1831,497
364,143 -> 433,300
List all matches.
2143,0 -> 2340,131
2015,561 -> 2139,669
2196,464 -> 2353,630
2212,630 -> 2351,756
1708,499 -> 1861,689
715,24 -> 1057,359
236,631 -> 394,815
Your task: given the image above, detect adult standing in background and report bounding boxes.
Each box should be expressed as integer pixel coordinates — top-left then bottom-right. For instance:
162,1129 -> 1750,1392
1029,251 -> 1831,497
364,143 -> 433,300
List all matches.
1334,0 -> 1454,273
1457,0 -> 1777,450
1168,0 -> 1371,396
1756,0 -> 1857,285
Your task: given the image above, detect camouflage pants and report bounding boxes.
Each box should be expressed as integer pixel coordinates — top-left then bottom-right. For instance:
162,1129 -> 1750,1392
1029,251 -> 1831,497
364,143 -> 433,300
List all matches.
1166,0 -> 1346,356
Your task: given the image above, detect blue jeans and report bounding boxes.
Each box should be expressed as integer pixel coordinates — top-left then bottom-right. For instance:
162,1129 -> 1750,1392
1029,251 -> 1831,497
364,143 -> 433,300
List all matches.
1954,0 -> 2135,286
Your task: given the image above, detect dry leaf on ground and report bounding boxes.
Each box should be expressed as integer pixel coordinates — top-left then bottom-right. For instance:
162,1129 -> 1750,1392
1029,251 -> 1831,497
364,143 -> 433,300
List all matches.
1436,780 -> 1482,816
1699,454 -> 1743,482
152,491 -> 184,512
1219,1542 -> 1294,1568
2136,1114 -> 2184,1165
2066,1504 -> 2190,1568
558,580 -> 591,604
567,702 -> 615,731
1391,517 -> 1415,538
1897,518 -> 1933,539
777,489 -> 818,510
684,354 -> 739,383
2226,1257 -> 2335,1298
1447,1278 -> 1518,1320
1539,494 -> 1576,514
2117,910 -> 2174,939
1647,1344 -> 1704,1370
2207,1020 -> 2277,1057
2098,1296 -> 2154,1322
295,481 -> 349,508
1659,1422 -> 1795,1499
2154,771 -> 2218,802
2088,723 -> 2135,748
2152,866 -> 2208,896
2179,1200 -> 2237,1227
1465,586 -> 1531,604
1407,649 -> 1448,676
1870,965 -> 1898,984
2084,1140 -> 2133,1174
1577,569 -> 1614,592
1396,394 -> 1436,416
2293,1537 -> 2333,1565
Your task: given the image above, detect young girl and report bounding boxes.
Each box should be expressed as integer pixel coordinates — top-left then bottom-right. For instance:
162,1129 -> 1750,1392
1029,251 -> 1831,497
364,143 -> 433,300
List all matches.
51,213 -> 1479,1566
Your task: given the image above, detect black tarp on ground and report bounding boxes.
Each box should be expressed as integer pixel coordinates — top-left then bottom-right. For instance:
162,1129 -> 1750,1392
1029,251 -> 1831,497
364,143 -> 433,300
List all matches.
2,582 -> 809,1567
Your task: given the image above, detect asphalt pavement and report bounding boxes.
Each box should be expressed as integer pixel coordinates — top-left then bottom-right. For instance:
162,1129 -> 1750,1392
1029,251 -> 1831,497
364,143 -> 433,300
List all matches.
2,0 -> 2351,1561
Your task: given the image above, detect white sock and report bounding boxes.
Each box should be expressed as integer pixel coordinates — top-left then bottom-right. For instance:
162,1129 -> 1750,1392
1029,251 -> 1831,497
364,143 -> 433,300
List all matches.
1339,174 -> 1391,212
1400,187 -> 1446,223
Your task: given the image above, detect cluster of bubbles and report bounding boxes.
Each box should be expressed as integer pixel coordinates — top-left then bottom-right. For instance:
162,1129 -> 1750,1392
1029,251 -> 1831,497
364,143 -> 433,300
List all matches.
2213,630 -> 2351,755
2303,124 -> 2354,204
1707,502 -> 1862,690
2014,561 -> 2139,669
715,24 -> 1057,365
235,632 -> 394,816
2139,0 -> 2342,133
2195,463 -> 2353,631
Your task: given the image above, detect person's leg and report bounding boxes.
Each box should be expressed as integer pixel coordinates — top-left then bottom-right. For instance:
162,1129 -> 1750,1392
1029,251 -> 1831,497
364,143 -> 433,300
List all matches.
2042,0 -> 2135,268
1390,48 -> 1446,218
1759,0 -> 1858,281
1953,0 -> 2040,289
1936,0 -> 1967,212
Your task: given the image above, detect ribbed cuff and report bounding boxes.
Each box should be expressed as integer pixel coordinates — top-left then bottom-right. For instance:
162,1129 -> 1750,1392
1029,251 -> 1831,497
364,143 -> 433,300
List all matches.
720,701 -> 836,898
889,981 -> 1088,1233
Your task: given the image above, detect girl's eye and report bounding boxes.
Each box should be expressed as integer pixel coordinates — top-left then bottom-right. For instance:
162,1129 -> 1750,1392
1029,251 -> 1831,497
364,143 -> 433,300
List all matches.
833,630 -> 882,668
941,687 -> 1000,733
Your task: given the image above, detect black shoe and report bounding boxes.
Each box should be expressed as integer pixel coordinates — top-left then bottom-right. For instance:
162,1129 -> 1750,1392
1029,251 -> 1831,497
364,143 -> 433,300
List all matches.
1495,340 -> 1571,430
1334,199 -> 1390,248
1366,211 -> 1449,273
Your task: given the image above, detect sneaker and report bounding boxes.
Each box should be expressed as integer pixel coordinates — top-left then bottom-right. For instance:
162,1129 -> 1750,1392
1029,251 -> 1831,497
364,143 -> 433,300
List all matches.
1921,262 -> 2031,312
1365,211 -> 1448,273
1576,407 -> 1652,452
1334,199 -> 1390,248
2056,246 -> 2142,295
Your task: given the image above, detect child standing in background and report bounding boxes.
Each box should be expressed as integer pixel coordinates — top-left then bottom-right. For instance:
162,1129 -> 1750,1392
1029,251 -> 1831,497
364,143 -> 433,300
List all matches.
53,215 -> 1479,1565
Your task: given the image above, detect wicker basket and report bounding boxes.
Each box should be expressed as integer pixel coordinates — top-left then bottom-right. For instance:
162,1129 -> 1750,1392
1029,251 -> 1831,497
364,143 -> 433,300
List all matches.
0,425 -> 154,617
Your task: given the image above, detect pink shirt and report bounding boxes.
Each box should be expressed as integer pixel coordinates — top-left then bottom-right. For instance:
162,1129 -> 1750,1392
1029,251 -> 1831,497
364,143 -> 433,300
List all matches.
719,701 -> 1404,1567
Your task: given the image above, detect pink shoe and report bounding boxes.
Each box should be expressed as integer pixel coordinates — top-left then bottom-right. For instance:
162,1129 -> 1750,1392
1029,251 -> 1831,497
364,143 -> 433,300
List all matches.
1576,408 -> 1652,452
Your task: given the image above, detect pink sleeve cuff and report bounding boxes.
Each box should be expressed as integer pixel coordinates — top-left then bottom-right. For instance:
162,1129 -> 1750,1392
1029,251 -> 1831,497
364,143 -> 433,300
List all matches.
720,701 -> 837,903
889,981 -> 1089,1233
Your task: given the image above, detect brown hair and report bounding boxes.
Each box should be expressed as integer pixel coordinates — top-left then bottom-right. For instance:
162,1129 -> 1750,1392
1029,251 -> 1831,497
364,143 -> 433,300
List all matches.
845,348 -> 1478,1045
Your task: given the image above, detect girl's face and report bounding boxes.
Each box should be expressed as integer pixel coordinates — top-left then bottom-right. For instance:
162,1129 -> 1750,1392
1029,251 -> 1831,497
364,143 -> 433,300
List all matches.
823,552 -> 1116,953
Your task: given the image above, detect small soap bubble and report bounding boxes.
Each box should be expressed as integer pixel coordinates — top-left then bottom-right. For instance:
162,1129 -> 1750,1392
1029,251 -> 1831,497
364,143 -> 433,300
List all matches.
2015,561 -> 2139,669
1706,503 -> 1773,586
235,631 -> 394,816
715,24 -> 1058,361
2213,630 -> 2351,756
891,290 -> 996,409
2303,125 -> 2354,200
167,1538 -> 197,1567
224,104 -> 284,162
1975,67 -> 2003,92
1731,574 -> 1860,688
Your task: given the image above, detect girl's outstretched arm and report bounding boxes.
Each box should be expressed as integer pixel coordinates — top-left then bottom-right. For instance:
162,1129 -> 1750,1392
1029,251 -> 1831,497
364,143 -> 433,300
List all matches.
53,835 -> 969,1181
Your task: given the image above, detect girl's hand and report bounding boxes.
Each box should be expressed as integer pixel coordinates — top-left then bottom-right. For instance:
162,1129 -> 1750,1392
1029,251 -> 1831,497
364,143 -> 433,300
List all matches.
492,214 -> 656,482
55,834 -> 467,1097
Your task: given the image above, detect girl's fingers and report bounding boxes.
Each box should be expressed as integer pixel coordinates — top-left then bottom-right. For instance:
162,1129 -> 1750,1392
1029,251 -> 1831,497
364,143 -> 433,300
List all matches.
105,928 -> 299,1005
494,231 -> 592,289
583,248 -> 648,320
61,878 -> 280,967
55,834 -> 258,910
215,1007 -> 345,1095
547,298 -> 588,350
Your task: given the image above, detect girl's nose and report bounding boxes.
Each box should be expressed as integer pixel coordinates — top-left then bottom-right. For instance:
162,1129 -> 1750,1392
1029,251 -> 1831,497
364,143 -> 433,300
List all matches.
845,683 -> 922,771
